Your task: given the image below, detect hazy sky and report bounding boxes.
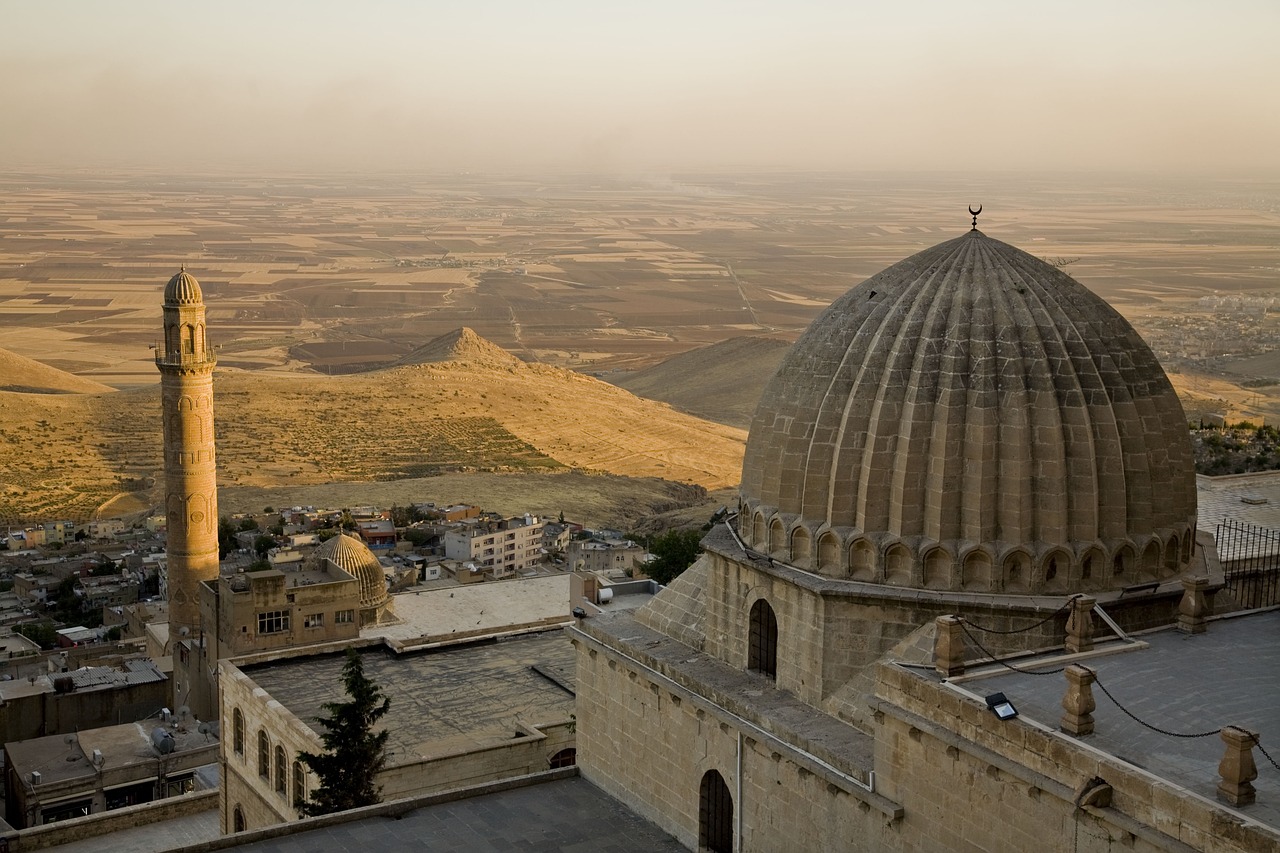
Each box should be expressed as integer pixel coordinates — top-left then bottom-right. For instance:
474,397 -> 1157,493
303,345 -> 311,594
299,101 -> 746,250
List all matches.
3,1 -> 1277,175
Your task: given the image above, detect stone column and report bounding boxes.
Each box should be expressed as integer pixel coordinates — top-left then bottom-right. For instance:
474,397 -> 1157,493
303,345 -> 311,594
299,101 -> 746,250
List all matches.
1217,726 -> 1258,807
1064,595 -> 1096,653
934,615 -> 965,678
1178,576 -> 1210,635
1059,665 -> 1096,736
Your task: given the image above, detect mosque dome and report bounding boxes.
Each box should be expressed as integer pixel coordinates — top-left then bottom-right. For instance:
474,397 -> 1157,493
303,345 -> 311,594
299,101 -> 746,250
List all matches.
312,532 -> 389,609
164,268 -> 203,306
739,229 -> 1197,594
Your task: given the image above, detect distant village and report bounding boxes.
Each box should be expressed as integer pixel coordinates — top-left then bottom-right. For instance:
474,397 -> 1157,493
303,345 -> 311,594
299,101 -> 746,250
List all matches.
0,498 -> 662,840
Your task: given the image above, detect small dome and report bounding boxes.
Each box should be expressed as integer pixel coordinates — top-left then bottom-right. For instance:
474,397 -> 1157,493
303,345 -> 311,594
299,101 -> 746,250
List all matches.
740,229 -> 1196,593
312,533 -> 389,609
164,269 -> 203,306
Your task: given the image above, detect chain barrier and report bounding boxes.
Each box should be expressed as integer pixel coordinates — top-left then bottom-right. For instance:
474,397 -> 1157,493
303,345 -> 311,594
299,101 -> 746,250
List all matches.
960,594 -> 1080,635
1089,670 -> 1220,739
958,622 -> 1066,676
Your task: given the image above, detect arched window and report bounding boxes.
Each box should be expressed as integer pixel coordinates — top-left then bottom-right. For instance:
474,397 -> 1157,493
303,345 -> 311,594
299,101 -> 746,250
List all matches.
233,805 -> 245,833
232,709 -> 244,756
258,730 -> 270,779
275,746 -> 286,794
1165,534 -> 1181,572
747,599 -> 778,679
183,324 -> 195,354
549,748 -> 577,768
292,761 -> 306,809
699,770 -> 733,853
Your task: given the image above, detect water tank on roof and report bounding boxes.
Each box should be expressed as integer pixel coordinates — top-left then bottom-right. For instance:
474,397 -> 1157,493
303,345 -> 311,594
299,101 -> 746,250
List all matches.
597,587 -> 614,604
152,727 -> 176,754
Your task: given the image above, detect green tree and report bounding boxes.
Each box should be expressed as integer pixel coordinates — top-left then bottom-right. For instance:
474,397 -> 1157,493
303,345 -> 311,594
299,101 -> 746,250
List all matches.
237,517 -> 260,532
218,516 -> 237,560
253,534 -> 276,558
298,649 -> 391,816
643,529 -> 704,585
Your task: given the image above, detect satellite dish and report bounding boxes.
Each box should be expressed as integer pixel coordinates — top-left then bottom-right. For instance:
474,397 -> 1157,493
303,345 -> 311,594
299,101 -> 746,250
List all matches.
178,705 -> 190,719
64,734 -> 76,746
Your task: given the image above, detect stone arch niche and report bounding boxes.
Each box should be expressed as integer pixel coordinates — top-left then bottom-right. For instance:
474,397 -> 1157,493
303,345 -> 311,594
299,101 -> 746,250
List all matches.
768,519 -> 786,557
816,532 -> 840,575
1079,548 -> 1102,587
849,538 -> 874,581
1003,550 -> 1031,593
1140,539 -> 1161,581
1042,549 -> 1071,594
962,550 -> 992,591
884,543 -> 912,586
1182,530 -> 1193,563
790,526 -> 811,566
1113,544 -> 1135,580
1164,533 -> 1181,572
923,548 -> 951,590
752,513 -> 766,548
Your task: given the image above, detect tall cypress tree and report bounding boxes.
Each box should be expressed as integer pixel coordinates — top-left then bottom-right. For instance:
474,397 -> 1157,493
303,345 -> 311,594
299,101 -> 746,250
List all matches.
297,648 -> 391,816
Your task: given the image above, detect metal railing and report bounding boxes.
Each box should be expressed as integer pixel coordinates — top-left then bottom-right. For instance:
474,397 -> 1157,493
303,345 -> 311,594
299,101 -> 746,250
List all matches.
1215,518 -> 1280,609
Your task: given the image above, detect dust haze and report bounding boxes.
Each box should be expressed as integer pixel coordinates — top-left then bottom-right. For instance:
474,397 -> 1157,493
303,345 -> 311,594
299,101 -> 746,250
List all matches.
2,2 -> 1278,175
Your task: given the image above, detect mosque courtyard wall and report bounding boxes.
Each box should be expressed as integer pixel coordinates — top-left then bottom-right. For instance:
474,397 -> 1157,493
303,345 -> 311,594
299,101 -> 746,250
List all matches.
572,616 -> 1280,853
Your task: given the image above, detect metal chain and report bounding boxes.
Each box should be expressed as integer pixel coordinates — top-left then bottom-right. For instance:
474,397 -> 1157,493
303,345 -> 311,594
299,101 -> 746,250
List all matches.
1091,674 -> 1221,739
961,595 -> 1080,635
1254,737 -> 1280,772
959,622 -> 1065,676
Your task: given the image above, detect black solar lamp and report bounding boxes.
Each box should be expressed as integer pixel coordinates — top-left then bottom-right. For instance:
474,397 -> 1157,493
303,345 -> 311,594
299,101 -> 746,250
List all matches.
985,692 -> 1018,720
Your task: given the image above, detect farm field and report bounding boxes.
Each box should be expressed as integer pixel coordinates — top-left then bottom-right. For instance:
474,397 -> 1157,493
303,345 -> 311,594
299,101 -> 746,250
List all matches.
1,171 -> 1279,524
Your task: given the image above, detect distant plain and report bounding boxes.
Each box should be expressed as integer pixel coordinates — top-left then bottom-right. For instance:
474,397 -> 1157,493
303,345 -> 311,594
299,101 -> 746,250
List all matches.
1,172 -> 1278,524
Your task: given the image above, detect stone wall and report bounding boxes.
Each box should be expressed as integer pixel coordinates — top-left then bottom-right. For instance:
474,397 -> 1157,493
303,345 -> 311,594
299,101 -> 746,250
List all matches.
4,789 -> 217,852
572,628 -> 898,852
874,662 -> 1280,853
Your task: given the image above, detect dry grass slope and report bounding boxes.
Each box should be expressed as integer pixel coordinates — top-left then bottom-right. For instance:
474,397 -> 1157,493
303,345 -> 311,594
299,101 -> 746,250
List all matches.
614,335 -> 791,429
0,329 -> 745,525
0,346 -> 114,394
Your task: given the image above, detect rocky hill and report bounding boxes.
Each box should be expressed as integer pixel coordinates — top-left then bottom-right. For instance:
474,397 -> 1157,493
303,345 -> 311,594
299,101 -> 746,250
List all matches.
614,335 -> 791,429
0,346 -> 114,394
0,330 -> 746,524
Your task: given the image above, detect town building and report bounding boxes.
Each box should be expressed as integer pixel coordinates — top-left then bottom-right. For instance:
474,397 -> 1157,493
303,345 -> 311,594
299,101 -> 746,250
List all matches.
0,658 -> 169,744
564,536 -> 645,576
569,227 -> 1280,851
4,717 -> 218,829
443,514 -> 543,578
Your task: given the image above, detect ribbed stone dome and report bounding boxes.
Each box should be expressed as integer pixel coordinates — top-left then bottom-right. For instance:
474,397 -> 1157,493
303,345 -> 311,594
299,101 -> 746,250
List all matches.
164,268 -> 203,306
313,533 -> 389,609
740,229 -> 1197,594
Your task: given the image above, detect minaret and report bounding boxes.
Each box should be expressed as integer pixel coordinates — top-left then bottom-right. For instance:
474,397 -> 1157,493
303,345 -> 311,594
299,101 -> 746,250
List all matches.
156,267 -> 219,633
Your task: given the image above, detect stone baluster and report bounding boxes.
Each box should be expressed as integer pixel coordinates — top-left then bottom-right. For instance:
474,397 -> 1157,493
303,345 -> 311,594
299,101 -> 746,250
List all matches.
1217,726 -> 1258,806
934,615 -> 965,678
1064,595 -> 1096,653
1178,576 -> 1210,635
1059,665 -> 1096,737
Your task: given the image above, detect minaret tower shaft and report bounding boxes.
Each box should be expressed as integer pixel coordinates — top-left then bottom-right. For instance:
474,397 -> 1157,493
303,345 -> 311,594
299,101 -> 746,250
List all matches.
156,268 -> 219,633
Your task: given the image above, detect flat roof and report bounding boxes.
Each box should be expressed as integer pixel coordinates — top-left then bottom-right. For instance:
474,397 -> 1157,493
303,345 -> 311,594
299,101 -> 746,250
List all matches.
226,776 -> 683,853
6,719 -> 215,783
242,630 -> 575,764
1198,472 -> 1280,544
367,574 -> 571,646
970,608 -> 1280,830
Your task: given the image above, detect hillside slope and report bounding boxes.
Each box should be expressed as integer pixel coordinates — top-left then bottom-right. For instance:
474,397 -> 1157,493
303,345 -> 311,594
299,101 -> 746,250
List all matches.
614,335 -> 791,429
0,346 -> 114,394
0,329 -> 745,524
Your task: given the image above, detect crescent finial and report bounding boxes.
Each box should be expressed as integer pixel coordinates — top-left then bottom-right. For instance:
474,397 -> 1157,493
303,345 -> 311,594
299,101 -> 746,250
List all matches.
968,205 -> 982,230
